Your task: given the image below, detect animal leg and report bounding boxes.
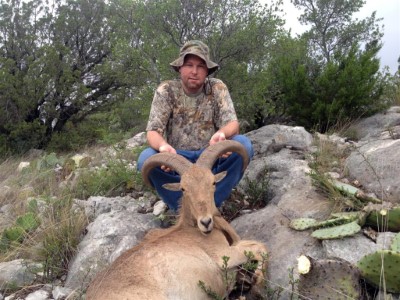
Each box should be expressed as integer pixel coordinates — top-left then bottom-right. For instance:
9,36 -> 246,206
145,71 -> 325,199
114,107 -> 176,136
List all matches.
230,240 -> 269,297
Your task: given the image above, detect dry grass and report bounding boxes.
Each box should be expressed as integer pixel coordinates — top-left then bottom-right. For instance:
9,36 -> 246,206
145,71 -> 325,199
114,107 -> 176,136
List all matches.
308,132 -> 365,212
0,143 -> 144,287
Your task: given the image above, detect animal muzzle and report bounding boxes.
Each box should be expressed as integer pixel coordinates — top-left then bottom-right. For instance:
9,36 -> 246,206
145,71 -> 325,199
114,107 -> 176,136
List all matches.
198,216 -> 214,234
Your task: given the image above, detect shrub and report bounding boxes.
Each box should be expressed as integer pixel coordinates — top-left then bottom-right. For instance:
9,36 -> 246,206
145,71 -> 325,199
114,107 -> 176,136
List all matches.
36,197 -> 87,280
72,159 -> 138,199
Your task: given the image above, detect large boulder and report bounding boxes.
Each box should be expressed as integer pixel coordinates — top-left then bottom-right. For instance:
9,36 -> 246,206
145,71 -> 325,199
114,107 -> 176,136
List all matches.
346,106 -> 400,203
233,125 -> 332,297
65,196 -> 158,290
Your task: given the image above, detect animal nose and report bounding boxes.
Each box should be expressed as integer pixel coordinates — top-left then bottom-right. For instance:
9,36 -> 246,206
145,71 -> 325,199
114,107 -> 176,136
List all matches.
200,217 -> 212,229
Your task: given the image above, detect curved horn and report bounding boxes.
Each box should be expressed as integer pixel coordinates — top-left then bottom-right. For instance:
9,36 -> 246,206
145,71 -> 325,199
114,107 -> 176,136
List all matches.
141,152 -> 193,187
196,140 -> 249,171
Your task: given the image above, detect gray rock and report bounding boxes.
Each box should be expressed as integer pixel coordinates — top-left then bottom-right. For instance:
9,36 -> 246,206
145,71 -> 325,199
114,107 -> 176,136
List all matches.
52,286 -> 76,300
345,139 -> 400,202
65,198 -> 158,291
0,259 -> 42,289
322,233 -> 378,264
350,106 -> 400,141
6,111 -> 400,299
246,125 -> 313,158
25,289 -> 50,300
80,195 -> 143,220
126,132 -> 147,149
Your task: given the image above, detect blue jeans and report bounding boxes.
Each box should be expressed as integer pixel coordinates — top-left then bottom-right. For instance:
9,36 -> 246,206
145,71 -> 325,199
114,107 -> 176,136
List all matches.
137,135 -> 253,211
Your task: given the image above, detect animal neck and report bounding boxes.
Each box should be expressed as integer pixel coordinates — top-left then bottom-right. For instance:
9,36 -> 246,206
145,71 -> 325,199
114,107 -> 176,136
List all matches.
176,198 -> 198,228
213,216 -> 241,245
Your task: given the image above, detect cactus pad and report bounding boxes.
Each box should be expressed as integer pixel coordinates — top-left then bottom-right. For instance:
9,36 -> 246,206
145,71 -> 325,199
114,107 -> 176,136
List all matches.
330,211 -> 360,221
289,218 -> 318,231
365,206 -> 400,232
312,216 -> 353,228
311,220 -> 361,240
391,233 -> 400,252
298,256 -> 361,299
357,250 -> 400,293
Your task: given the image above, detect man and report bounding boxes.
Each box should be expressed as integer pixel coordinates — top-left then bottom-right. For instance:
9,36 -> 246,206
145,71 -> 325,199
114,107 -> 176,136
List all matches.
137,40 -> 253,211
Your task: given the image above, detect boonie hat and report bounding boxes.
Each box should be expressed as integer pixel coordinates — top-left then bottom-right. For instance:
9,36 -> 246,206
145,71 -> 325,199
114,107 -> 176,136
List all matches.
170,40 -> 219,74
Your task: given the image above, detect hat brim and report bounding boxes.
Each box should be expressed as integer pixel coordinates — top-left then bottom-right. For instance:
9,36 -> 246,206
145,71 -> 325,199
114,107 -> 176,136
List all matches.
170,53 -> 219,75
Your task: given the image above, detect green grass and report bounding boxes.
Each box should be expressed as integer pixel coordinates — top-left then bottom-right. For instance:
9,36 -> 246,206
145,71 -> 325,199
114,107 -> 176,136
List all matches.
0,143 -> 145,284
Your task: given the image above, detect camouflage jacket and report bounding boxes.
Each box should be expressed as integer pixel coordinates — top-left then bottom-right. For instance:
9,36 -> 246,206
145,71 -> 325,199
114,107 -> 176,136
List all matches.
146,78 -> 237,150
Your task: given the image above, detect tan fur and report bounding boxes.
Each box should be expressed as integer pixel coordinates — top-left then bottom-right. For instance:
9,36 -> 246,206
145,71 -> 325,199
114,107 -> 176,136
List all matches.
86,165 -> 268,300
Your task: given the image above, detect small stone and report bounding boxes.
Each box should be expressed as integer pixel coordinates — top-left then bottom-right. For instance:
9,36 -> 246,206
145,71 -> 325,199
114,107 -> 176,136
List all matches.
17,161 -> 30,172
153,201 -> 167,216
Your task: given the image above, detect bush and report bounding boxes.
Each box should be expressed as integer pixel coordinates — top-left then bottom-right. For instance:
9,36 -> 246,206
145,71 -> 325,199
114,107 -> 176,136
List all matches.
268,39 -> 387,132
37,197 -> 87,280
72,159 -> 139,199
7,121 -> 47,154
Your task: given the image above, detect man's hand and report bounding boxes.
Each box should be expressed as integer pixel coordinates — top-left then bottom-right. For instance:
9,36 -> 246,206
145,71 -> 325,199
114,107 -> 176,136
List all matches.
159,143 -> 176,172
210,132 -> 226,145
209,132 -> 232,158
159,144 -> 176,154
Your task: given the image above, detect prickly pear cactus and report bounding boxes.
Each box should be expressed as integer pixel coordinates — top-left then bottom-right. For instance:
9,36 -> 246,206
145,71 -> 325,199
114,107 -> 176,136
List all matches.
391,233 -> 400,252
357,250 -> 400,293
311,220 -> 361,240
312,216 -> 353,228
365,205 -> 400,232
290,215 -> 357,232
330,211 -> 360,220
289,218 -> 318,231
298,256 -> 361,299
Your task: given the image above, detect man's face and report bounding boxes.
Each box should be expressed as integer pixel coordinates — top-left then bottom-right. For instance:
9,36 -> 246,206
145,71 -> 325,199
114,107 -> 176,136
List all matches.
179,54 -> 208,94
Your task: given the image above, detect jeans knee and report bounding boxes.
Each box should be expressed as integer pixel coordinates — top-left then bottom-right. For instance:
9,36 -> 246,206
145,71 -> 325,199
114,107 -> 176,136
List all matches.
232,135 -> 254,159
137,147 -> 158,171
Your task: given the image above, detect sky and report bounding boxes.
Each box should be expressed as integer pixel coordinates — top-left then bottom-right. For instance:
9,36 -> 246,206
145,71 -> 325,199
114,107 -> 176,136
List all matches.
266,0 -> 400,74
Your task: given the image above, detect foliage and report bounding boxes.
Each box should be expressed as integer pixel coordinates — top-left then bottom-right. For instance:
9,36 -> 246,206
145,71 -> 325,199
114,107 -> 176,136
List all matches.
0,0 -> 395,152
198,252 -> 268,299
241,164 -> 271,207
292,0 -> 383,64
198,280 -> 224,300
0,0 -> 287,154
381,63 -> 400,106
38,197 -> 87,280
71,158 -> 138,199
0,202 -> 41,252
268,37 -> 387,131
254,0 -> 388,132
0,0 -> 148,155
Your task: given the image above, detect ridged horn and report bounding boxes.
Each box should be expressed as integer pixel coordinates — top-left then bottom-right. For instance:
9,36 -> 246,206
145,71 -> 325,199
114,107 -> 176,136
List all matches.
196,140 -> 249,171
141,152 -> 193,187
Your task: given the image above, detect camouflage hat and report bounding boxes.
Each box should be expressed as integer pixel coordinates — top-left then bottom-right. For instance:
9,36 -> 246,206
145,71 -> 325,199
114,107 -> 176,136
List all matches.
170,40 -> 219,74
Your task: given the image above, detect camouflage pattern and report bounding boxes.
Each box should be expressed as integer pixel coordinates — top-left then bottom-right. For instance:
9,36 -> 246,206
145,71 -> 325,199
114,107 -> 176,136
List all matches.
170,40 -> 219,74
146,78 -> 237,150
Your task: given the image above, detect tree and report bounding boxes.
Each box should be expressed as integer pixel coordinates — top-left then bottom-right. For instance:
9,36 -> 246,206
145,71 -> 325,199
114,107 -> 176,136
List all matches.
292,0 -> 383,64
0,0 -> 287,154
0,0 -> 146,154
0,0 -> 53,152
255,0 -> 387,131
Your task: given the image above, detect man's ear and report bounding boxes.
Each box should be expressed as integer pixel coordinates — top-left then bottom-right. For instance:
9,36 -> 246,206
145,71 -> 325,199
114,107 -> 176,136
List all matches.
162,182 -> 181,191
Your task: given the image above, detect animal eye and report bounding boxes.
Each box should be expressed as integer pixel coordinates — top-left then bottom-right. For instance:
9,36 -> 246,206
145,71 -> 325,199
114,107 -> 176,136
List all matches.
213,181 -> 216,186
181,187 -> 185,191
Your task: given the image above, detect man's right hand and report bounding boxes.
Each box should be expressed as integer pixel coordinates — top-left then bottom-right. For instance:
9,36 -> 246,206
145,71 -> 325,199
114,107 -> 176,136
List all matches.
159,144 -> 176,172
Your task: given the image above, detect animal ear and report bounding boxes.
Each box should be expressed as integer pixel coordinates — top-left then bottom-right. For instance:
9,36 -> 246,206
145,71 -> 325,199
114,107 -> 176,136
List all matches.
215,171 -> 227,183
162,182 -> 182,191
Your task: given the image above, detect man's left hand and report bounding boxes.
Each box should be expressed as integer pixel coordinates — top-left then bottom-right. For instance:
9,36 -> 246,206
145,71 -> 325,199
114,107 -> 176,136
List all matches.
209,132 -> 232,158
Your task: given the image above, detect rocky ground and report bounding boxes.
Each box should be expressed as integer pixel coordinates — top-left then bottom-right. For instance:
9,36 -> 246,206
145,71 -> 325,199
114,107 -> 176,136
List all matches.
1,106 -> 400,299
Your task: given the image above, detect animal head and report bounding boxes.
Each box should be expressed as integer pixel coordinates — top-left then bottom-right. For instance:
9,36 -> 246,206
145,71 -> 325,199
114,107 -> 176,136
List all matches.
141,140 -> 249,235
